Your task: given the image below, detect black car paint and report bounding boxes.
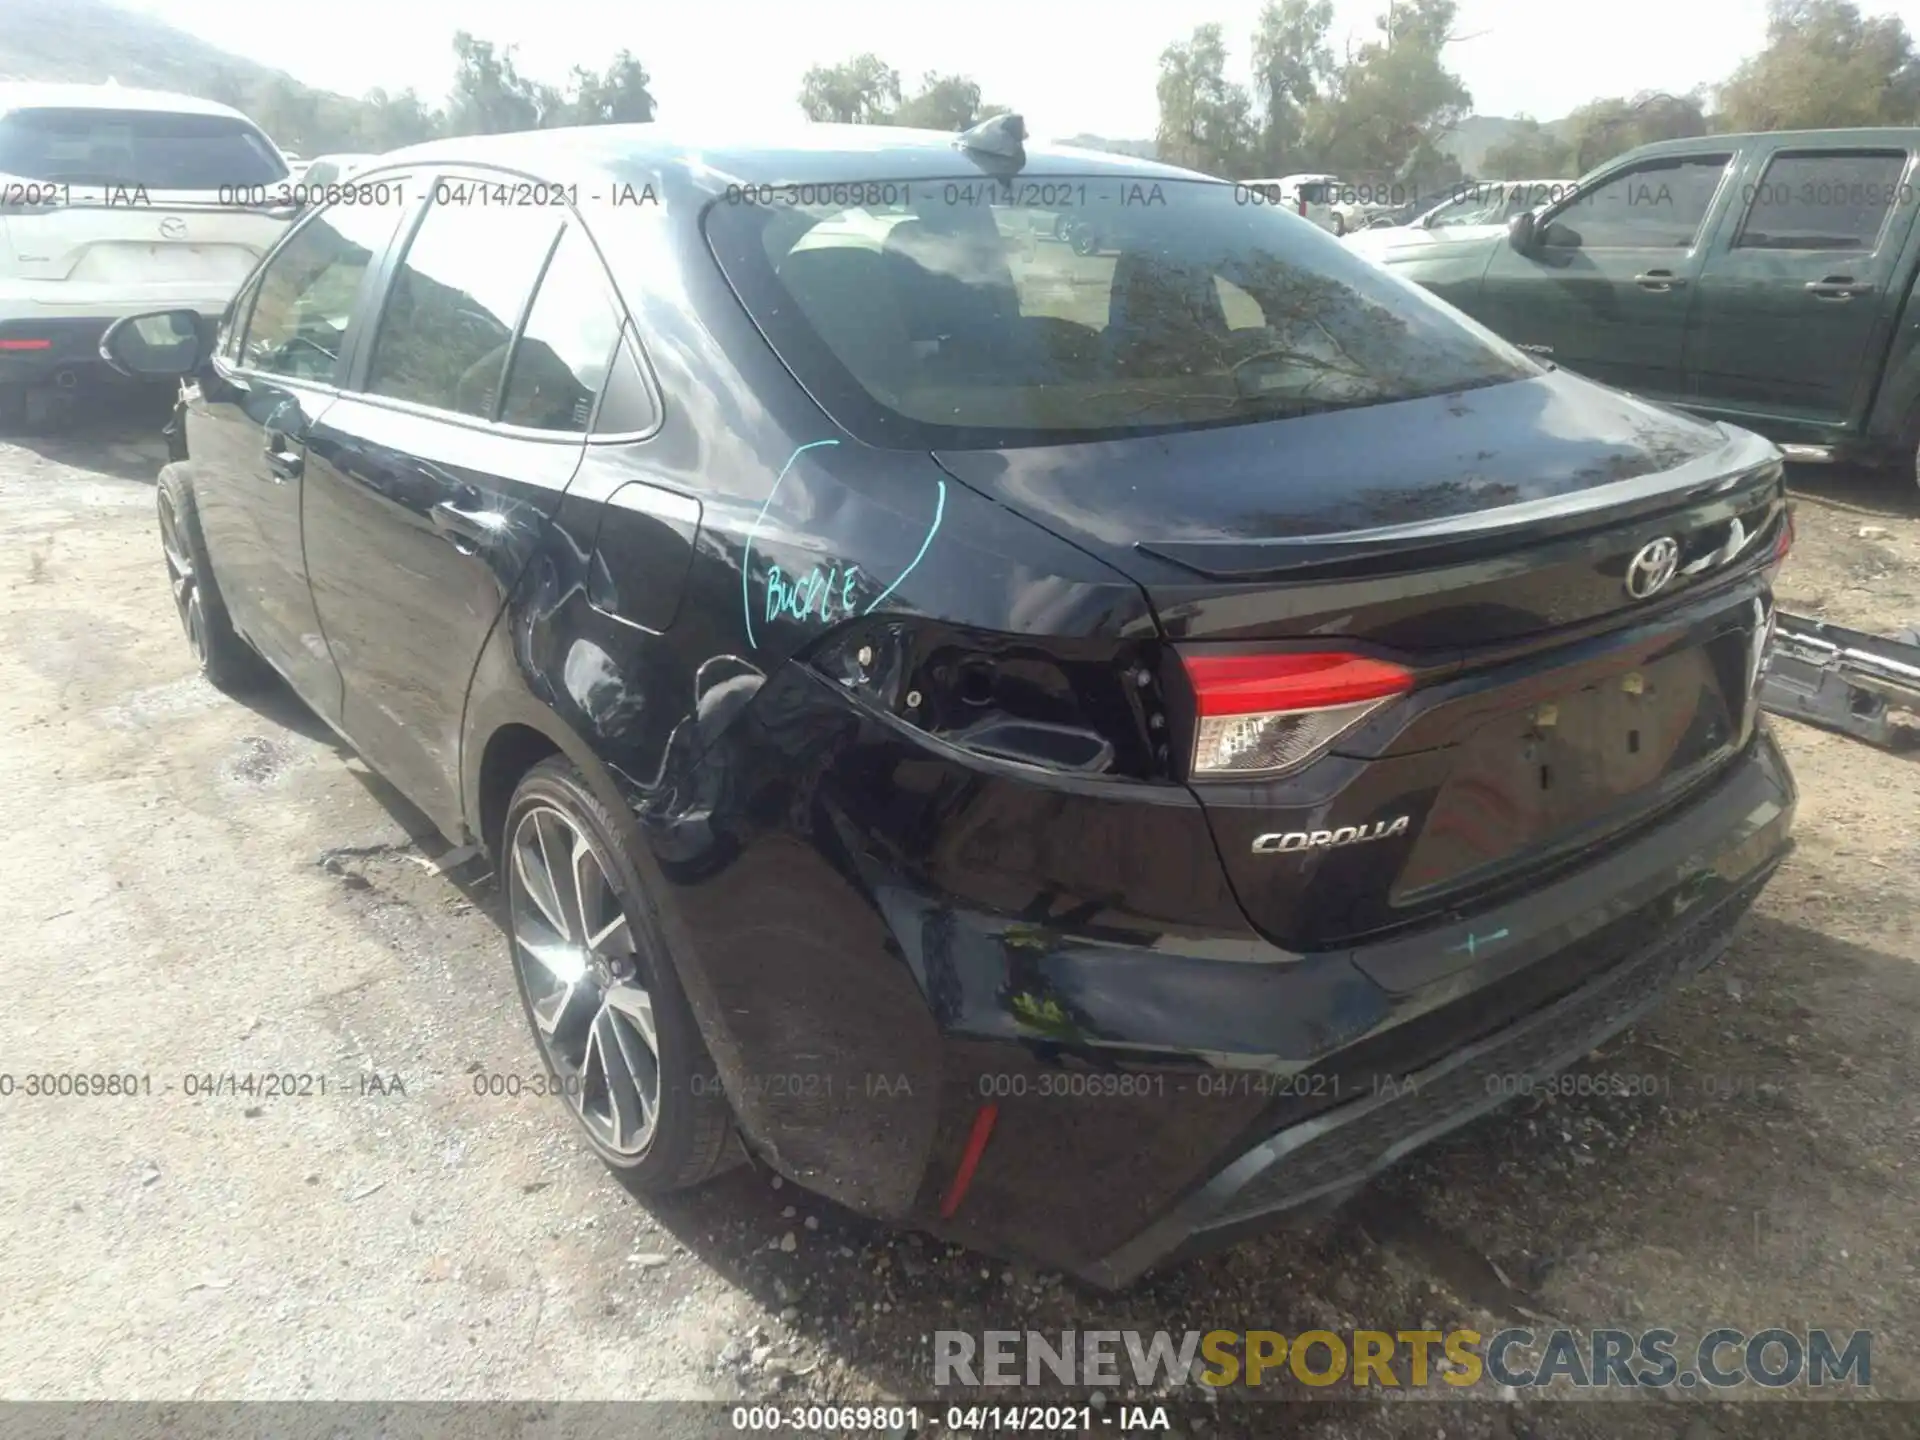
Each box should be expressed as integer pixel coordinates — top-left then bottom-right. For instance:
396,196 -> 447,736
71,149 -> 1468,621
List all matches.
167,125 -> 1795,1285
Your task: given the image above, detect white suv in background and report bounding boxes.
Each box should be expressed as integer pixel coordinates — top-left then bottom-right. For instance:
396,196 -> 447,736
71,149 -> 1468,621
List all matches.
1238,173 -> 1353,234
0,83 -> 296,407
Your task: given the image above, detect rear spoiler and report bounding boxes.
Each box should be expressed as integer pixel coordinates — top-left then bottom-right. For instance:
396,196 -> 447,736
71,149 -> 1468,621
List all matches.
1135,429 -> 1783,581
1760,612 -> 1920,754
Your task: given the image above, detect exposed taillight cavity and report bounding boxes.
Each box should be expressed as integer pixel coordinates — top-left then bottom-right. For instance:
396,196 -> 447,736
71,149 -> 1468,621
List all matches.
1181,651 -> 1412,779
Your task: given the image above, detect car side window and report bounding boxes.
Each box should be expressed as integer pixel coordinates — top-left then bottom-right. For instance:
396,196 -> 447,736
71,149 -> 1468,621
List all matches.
497,223 -> 627,433
1733,151 -> 1910,251
364,194 -> 562,419
241,199 -> 409,382
1544,156 -> 1731,250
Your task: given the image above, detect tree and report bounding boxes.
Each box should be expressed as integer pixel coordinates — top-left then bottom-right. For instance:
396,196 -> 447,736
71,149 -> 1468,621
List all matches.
559,51 -> 657,125
798,54 -> 902,124
1304,0 -> 1472,189
892,72 -> 1007,131
1715,0 -> 1920,131
446,31 -> 559,135
1251,0 -> 1335,171
1481,117 -> 1573,177
358,88 -> 446,150
1564,91 -> 1707,172
1155,24 -> 1258,177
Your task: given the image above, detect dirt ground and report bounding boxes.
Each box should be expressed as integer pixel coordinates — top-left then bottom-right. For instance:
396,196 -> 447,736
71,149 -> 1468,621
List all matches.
1,387 -> 1915,1438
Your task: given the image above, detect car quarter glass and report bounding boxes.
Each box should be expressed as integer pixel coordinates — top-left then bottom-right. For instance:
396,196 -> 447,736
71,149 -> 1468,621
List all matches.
498,223 -> 626,433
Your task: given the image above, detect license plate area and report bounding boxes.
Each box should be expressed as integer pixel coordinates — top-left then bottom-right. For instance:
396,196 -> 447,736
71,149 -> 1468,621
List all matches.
1395,639 -> 1744,897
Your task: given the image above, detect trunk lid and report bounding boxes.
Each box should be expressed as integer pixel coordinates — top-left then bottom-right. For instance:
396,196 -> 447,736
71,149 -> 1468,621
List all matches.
934,369 -> 1789,951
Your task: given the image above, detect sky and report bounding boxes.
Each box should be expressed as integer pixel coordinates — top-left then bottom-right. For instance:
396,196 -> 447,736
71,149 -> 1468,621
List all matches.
126,0 -> 1920,139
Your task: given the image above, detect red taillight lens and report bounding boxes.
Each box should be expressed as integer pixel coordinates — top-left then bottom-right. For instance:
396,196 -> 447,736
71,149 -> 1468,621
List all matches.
1772,509 -> 1795,565
1182,651 -> 1413,779
1297,197 -> 1308,217
0,338 -> 51,351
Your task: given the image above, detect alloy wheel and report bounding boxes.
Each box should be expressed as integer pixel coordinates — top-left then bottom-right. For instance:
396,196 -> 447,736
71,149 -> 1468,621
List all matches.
507,803 -> 662,1157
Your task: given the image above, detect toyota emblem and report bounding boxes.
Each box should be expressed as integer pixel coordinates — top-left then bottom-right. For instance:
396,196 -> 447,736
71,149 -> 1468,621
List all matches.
1625,536 -> 1680,599
158,216 -> 187,239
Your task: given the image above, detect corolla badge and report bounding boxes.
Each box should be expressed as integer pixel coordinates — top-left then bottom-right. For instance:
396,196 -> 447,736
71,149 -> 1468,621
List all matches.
158,216 -> 188,239
1625,536 -> 1680,599
1251,816 -> 1410,854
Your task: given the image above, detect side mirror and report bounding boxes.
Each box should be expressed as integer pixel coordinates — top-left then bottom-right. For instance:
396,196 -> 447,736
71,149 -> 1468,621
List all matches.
1507,211 -> 1537,255
99,309 -> 208,378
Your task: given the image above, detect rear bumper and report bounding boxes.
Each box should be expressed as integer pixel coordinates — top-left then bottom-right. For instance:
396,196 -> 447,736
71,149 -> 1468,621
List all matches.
0,294 -> 228,384
909,727 -> 1793,1286
0,316 -> 116,384
661,661 -> 1794,1283
1083,852 -> 1775,1285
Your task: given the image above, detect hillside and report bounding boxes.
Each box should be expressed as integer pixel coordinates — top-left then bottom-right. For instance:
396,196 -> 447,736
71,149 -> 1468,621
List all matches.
0,0 -> 329,101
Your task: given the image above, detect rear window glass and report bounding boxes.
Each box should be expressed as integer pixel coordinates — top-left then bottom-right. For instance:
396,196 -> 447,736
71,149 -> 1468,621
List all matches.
704,176 -> 1536,449
1296,182 -> 1332,204
0,107 -> 287,189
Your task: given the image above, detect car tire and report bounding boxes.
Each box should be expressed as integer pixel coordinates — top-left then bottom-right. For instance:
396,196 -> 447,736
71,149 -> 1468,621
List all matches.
157,464 -> 271,693
501,757 -> 735,1195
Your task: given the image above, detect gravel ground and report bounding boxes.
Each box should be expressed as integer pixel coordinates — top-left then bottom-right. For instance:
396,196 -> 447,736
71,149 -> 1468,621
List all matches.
1,389 -> 1915,1439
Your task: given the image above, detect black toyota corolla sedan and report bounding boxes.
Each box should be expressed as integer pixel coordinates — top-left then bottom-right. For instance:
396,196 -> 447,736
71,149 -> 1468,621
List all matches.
104,115 -> 1796,1287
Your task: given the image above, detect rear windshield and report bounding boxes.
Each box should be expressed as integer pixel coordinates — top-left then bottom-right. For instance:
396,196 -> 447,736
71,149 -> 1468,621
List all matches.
704,175 -> 1536,449
0,107 -> 288,189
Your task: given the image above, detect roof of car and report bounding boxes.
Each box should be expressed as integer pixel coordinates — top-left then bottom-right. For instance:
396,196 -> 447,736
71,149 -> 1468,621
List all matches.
0,81 -> 260,124
366,122 -> 1208,193
1619,127 -> 1920,163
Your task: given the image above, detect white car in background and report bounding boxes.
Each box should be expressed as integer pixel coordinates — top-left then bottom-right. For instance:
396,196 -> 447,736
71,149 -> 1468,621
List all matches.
0,82 -> 295,408
1343,178 -> 1580,264
1238,173 -> 1358,235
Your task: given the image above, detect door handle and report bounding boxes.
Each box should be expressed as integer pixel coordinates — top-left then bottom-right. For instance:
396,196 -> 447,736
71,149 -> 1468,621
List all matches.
263,429 -> 303,480
430,500 -> 497,554
1634,270 -> 1688,291
1805,277 -> 1873,300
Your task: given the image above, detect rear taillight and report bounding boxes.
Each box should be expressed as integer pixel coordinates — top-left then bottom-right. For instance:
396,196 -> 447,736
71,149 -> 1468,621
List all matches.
1297,196 -> 1308,217
1772,509 -> 1795,565
1182,651 -> 1412,779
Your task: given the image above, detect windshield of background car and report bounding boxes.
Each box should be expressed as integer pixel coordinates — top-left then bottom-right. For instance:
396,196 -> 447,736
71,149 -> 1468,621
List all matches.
704,175 -> 1538,449
0,107 -> 288,189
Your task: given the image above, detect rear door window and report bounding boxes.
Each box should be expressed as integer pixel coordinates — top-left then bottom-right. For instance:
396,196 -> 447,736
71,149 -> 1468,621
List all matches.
704,176 -> 1536,449
364,194 -> 561,419
240,197 -> 411,383
1733,151 -> 1910,251
0,106 -> 286,188
1544,155 -> 1731,249
497,223 -> 628,433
